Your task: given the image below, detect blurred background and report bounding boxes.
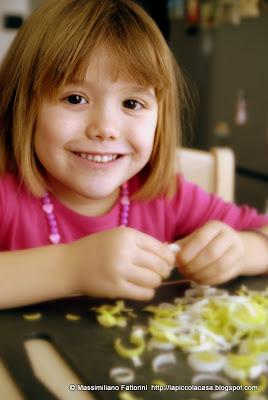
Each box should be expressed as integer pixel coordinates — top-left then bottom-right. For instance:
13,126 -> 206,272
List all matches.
0,0 -> 267,213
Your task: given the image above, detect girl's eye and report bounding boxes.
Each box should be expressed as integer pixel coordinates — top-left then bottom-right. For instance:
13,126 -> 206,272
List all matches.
65,95 -> 87,105
123,99 -> 143,110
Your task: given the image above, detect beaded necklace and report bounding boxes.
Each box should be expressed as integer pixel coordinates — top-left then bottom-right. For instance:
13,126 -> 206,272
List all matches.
41,182 -> 129,244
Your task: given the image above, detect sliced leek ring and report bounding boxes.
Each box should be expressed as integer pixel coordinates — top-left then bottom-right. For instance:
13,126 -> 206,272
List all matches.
65,313 -> 81,321
187,351 -> 225,373
114,326 -> 146,361
152,352 -> 176,373
93,300 -> 134,328
23,312 -> 42,321
118,391 -> 142,400
110,366 -> 134,383
223,353 -> 258,380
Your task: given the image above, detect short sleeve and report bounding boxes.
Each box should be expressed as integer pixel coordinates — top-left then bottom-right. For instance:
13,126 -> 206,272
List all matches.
0,174 -> 18,246
0,175 -> 7,223
166,174 -> 268,239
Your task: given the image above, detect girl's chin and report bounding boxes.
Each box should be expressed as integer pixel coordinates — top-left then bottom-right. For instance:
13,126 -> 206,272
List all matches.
79,186 -> 120,200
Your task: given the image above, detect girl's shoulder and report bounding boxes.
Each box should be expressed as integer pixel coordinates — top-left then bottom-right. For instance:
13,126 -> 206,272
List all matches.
0,172 -> 34,207
0,173 -> 25,196
0,172 -> 18,194
0,172 -> 19,186
0,174 -> 22,228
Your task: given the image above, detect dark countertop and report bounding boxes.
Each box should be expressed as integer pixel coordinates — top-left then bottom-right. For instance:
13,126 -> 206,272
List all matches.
1,275 -> 267,400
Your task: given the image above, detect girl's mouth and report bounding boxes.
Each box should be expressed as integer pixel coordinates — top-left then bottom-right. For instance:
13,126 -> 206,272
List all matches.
73,152 -> 122,164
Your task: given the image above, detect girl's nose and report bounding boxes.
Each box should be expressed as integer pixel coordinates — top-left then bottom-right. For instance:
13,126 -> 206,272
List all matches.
86,109 -> 121,141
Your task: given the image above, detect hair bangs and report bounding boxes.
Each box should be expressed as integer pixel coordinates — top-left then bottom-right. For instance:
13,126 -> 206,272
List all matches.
33,0 -> 171,101
98,18 -> 171,98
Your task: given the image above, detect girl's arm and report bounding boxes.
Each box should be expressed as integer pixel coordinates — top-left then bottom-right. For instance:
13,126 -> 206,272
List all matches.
0,244 -> 76,309
240,225 -> 268,276
0,227 -> 175,309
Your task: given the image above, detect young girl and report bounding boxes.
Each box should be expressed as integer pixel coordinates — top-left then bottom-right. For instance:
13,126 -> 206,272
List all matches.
0,0 -> 267,309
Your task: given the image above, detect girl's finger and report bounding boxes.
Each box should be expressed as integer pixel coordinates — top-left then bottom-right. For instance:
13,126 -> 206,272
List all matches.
119,280 -> 155,301
195,262 -> 242,286
126,264 -> 162,289
135,231 -> 175,267
178,221 -> 224,265
190,245 -> 243,284
133,249 -> 173,279
182,230 -> 232,275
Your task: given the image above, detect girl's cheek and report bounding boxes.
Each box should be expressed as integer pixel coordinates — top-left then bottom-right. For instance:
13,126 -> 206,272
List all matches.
131,134 -> 154,154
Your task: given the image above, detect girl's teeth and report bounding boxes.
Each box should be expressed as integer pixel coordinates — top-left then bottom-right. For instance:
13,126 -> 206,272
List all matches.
78,153 -> 117,163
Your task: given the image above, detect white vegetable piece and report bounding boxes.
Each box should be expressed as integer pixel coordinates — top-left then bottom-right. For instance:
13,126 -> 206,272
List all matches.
131,356 -> 143,368
110,367 -> 135,383
187,351 -> 225,373
147,339 -> 175,351
168,243 -> 181,254
152,352 -> 177,373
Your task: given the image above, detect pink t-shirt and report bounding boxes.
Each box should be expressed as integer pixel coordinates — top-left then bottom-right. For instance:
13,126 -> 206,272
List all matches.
0,173 -> 268,251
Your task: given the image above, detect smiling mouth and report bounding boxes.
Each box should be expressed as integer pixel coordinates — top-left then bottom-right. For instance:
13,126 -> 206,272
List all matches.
73,152 -> 122,163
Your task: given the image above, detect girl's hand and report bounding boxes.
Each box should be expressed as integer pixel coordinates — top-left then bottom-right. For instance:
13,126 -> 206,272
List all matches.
69,227 -> 175,301
175,221 -> 245,285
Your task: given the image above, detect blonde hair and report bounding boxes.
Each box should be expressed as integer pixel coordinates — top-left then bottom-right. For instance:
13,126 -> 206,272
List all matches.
0,0 -> 189,199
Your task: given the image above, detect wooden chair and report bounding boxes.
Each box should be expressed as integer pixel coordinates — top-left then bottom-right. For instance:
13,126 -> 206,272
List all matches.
177,147 -> 235,202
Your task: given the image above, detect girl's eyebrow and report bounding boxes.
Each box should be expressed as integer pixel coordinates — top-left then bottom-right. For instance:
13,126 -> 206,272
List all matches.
67,80 -> 156,100
126,86 -> 156,101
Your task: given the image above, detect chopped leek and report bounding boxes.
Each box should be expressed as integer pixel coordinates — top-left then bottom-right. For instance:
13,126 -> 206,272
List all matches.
65,313 -> 81,321
93,300 -> 134,328
114,328 -> 146,360
118,391 -> 143,400
23,313 -> 42,321
94,283 -> 268,392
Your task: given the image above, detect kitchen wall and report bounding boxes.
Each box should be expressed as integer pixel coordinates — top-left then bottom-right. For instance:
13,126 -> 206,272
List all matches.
31,0 -> 43,8
170,13 -> 268,213
0,0 -> 30,63
0,1 -> 46,65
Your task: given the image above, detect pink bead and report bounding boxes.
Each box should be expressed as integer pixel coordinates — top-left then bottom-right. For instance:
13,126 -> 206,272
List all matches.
120,196 -> 130,205
47,213 -> 55,221
50,226 -> 58,234
42,204 -> 54,214
49,233 -> 60,244
121,217 -> 128,225
43,197 -> 50,204
49,220 -> 57,228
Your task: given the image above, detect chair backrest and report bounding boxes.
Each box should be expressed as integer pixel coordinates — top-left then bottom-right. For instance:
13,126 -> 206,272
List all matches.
176,147 -> 235,202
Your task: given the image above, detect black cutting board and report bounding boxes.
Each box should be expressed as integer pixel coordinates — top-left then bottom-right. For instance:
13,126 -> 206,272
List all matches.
0,275 -> 267,400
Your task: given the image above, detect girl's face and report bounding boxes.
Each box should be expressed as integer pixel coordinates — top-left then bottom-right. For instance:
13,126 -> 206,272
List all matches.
34,47 -> 158,214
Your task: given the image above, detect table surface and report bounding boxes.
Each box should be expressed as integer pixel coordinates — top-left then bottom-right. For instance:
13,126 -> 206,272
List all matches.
0,275 -> 267,400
